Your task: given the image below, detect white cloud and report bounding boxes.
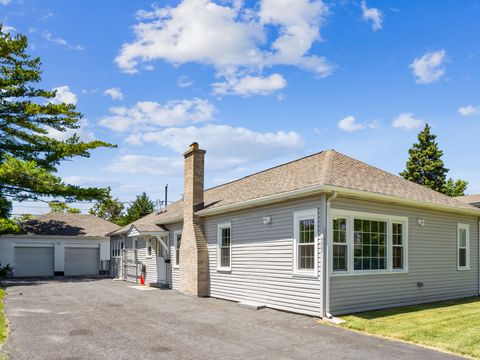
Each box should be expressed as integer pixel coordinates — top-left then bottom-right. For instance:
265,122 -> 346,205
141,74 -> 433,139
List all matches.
115,0 -> 332,95
46,119 -> 95,142
63,176 -> 116,187
106,155 -> 184,176
392,113 -> 424,129
51,85 -> 78,105
458,105 -> 480,117
104,87 -> 124,100
122,124 -> 304,171
99,98 -> 215,132
212,73 -> 287,96
0,0 -> 12,5
337,116 -> 377,133
409,50 -> 446,84
361,1 -> 383,31
177,75 -> 193,88
2,24 -> 15,33
42,31 -> 84,50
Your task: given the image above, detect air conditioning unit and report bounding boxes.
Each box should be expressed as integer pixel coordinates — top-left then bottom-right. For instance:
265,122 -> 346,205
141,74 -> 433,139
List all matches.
100,260 -> 110,275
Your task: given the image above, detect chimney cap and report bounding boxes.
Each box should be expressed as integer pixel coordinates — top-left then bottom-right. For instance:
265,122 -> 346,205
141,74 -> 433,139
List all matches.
189,142 -> 199,150
184,142 -> 206,156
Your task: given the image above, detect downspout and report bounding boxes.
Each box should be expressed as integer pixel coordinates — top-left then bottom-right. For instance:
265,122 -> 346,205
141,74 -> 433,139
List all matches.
324,191 -> 337,319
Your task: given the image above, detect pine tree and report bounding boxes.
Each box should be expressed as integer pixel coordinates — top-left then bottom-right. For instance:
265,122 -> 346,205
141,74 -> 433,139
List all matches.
400,124 -> 467,197
122,192 -> 155,225
89,192 -> 125,225
0,25 -> 115,233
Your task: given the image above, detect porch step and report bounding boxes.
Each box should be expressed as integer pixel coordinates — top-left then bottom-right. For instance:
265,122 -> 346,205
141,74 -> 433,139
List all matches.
239,301 -> 266,310
149,283 -> 170,289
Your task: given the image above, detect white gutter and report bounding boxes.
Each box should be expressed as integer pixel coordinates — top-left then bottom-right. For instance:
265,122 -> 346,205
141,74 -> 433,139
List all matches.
196,184 -> 480,218
324,191 -> 337,319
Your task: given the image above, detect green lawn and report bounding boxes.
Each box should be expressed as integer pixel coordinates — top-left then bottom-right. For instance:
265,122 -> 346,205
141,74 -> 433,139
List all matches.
0,288 -> 6,346
339,297 -> 480,359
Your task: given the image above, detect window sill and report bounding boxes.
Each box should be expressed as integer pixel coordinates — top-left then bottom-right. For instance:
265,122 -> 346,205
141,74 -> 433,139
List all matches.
217,267 -> 231,273
292,271 -> 318,279
457,267 -> 470,271
173,265 -> 179,269
331,270 -> 408,277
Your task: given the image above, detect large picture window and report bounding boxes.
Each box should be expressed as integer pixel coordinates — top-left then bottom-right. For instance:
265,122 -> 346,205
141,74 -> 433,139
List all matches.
293,209 -> 318,275
331,210 -> 408,274
457,224 -> 470,270
217,222 -> 231,270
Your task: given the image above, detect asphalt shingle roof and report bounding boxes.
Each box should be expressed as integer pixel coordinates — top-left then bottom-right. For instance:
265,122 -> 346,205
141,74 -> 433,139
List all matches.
111,150 -> 480,235
456,194 -> 480,205
21,212 -> 120,237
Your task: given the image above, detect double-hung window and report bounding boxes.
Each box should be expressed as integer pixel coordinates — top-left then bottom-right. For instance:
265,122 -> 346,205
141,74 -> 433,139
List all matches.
147,239 -> 152,257
457,224 -> 470,270
331,210 -> 408,274
112,240 -> 122,257
174,231 -> 182,267
217,222 -> 232,271
293,209 -> 318,275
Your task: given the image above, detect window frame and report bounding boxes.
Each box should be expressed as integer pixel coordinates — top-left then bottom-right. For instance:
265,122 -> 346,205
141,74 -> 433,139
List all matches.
330,209 -> 408,276
173,231 -> 182,268
457,223 -> 470,271
217,222 -> 232,271
146,238 -> 153,258
293,209 -> 319,277
111,240 -> 122,258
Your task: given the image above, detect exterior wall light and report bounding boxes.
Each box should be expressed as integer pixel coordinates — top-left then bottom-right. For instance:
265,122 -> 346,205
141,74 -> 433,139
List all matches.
417,219 -> 425,227
262,216 -> 272,225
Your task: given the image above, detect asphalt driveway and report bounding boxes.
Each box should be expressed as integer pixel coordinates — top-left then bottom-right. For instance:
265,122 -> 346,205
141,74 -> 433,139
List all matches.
1,278 -> 462,360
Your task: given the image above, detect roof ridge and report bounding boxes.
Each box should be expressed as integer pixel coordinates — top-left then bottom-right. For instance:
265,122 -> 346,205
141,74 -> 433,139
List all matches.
320,149 -> 335,184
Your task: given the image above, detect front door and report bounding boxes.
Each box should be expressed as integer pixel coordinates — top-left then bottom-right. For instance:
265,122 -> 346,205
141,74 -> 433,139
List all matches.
156,239 -> 166,283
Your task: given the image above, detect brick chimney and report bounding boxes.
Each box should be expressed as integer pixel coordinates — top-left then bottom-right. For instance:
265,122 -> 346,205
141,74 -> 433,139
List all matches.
179,142 -> 209,297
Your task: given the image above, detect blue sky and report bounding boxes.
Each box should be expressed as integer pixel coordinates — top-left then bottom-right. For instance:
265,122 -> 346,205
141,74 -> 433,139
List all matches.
2,0 -> 480,215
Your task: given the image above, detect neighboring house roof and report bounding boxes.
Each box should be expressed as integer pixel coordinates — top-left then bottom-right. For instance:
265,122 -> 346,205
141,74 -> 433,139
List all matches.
111,149 -> 480,235
19,212 -> 120,237
456,194 -> 480,207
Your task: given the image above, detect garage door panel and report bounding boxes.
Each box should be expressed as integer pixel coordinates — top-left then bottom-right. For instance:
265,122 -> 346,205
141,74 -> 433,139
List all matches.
14,247 -> 54,277
65,247 -> 99,276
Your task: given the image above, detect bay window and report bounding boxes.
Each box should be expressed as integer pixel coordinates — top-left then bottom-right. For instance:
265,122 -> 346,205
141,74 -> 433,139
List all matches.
331,210 -> 408,274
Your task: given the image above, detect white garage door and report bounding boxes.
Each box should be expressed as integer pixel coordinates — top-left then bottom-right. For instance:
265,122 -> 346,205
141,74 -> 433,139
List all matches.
65,247 -> 99,276
14,247 -> 54,277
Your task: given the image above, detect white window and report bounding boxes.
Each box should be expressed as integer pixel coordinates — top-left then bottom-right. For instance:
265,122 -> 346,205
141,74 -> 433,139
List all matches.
457,224 -> 470,270
217,222 -> 231,271
111,240 -> 123,258
174,231 -> 182,267
293,209 -> 318,276
133,237 -> 138,262
331,210 -> 408,275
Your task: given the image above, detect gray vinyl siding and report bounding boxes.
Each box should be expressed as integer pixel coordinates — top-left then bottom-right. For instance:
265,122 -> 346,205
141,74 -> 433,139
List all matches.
330,197 -> 479,315
204,196 -> 324,317
169,223 -> 183,290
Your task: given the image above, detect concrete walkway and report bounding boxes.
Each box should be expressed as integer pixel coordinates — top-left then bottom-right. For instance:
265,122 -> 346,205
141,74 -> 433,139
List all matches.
2,278 -> 462,360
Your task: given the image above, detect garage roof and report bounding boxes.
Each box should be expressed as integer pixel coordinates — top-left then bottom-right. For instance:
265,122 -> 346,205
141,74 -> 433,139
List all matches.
20,212 -> 120,237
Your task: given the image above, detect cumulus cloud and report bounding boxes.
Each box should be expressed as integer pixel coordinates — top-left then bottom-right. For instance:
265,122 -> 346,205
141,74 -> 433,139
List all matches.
361,1 -> 383,31
458,105 -> 480,117
42,31 -> 84,50
212,73 -> 287,96
0,0 -> 12,5
337,116 -> 377,133
409,50 -> 446,84
177,75 -> 193,88
392,113 -> 424,129
99,98 -> 215,132
106,155 -> 184,176
115,0 -> 332,95
46,119 -> 95,142
104,87 -> 124,100
63,176 -> 117,187
121,124 -> 304,171
51,85 -> 78,105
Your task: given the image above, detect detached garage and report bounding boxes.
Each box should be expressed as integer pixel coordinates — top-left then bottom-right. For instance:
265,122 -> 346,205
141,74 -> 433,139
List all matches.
0,212 -> 119,278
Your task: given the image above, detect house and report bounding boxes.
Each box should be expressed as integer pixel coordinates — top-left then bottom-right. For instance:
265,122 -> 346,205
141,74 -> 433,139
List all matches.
456,194 -> 480,208
0,212 -> 119,277
110,143 -> 480,317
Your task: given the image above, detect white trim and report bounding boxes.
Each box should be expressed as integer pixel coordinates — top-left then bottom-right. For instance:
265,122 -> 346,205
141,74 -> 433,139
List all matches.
195,184 -> 480,217
146,238 -> 153,258
293,209 -> 319,277
330,209 -> 409,276
173,230 -> 182,268
457,223 -> 470,271
217,222 -> 232,272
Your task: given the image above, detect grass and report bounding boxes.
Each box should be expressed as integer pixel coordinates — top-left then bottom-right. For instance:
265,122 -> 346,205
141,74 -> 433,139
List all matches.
339,297 -> 480,359
0,288 -> 6,346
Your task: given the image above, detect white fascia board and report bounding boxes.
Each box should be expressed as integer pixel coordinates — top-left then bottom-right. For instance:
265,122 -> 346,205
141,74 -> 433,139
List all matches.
0,234 -> 109,240
195,184 -> 480,218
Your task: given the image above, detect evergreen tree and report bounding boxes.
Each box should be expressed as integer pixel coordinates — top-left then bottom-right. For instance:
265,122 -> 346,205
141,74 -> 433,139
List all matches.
0,26 -> 115,232
89,192 -> 125,225
48,201 -> 81,213
400,124 -> 467,197
122,192 -> 155,225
